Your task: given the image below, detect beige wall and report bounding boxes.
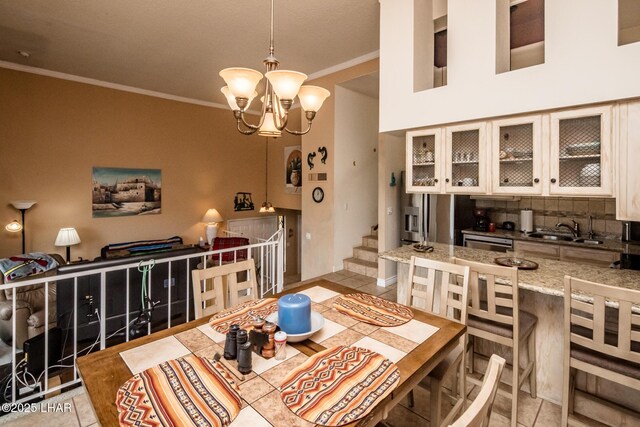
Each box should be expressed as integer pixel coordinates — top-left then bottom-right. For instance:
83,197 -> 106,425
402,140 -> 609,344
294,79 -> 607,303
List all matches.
301,59 -> 379,280
0,68 -> 297,260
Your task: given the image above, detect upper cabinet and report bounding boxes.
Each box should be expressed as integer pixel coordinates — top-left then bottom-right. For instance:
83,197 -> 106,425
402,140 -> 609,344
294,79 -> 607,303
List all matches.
491,115 -> 543,195
617,101 -> 640,220
406,128 -> 443,193
406,103 -> 617,197
444,123 -> 487,194
548,106 -> 612,196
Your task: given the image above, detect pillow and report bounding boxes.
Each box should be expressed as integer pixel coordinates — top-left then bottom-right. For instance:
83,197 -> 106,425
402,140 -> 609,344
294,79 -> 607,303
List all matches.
211,237 -> 250,262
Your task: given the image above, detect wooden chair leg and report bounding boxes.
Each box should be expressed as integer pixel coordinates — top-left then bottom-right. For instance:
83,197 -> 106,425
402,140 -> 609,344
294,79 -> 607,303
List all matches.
467,336 -> 475,374
407,389 -> 415,408
511,344 -> 519,427
568,368 -> 576,415
528,328 -> 537,398
562,364 -> 572,426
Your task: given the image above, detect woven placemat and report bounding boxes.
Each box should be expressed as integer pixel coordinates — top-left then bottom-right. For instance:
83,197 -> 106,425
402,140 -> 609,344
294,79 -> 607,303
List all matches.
116,354 -> 242,427
208,298 -> 278,334
280,345 -> 400,426
333,293 -> 414,326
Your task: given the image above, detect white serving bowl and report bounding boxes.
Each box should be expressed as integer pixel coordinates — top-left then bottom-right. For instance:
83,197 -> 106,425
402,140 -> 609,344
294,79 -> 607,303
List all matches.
265,311 -> 325,342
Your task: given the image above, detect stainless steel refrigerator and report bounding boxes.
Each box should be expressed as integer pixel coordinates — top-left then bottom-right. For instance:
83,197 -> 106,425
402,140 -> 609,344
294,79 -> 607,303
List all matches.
400,171 -> 475,246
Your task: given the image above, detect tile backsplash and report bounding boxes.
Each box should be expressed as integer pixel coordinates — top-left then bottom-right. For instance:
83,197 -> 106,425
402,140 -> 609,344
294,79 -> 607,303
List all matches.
474,197 -> 621,239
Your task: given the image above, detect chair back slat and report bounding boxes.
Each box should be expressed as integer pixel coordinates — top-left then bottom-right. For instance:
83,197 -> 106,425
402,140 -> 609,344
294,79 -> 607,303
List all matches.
408,256 -> 469,325
565,276 -> 640,365
453,258 -> 518,330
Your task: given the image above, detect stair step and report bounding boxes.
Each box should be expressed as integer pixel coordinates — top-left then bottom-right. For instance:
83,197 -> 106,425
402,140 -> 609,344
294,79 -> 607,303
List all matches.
343,257 -> 377,278
353,246 -> 378,263
362,234 -> 378,249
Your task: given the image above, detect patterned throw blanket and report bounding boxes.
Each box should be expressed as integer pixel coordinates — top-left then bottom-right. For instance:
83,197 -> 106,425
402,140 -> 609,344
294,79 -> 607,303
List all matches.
0,252 -> 59,283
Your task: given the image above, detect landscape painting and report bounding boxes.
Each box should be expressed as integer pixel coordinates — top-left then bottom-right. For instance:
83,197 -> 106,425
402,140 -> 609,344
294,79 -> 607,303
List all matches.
92,167 -> 162,218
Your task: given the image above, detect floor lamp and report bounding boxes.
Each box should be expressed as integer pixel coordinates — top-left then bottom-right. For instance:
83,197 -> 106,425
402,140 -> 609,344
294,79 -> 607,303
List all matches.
5,200 -> 37,254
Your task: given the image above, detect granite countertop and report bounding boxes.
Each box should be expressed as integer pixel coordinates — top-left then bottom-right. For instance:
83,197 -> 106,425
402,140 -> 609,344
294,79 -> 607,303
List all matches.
461,228 -> 640,255
380,242 -> 640,297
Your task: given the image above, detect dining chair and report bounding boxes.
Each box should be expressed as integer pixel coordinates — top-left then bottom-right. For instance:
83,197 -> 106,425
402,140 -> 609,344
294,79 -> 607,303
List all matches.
562,276 -> 640,426
449,354 -> 506,427
453,258 -> 537,427
407,256 -> 470,427
191,259 -> 258,319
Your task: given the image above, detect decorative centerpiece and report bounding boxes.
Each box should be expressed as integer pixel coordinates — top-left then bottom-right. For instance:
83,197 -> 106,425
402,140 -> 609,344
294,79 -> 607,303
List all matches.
277,294 -> 311,334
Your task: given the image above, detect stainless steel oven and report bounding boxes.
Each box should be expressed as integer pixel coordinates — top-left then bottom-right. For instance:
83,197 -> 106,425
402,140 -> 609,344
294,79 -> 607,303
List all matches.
463,234 -> 514,253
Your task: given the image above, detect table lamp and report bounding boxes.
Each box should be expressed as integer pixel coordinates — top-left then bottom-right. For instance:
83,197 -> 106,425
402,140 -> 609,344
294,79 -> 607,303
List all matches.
54,227 -> 81,263
201,208 -> 223,245
6,200 -> 37,254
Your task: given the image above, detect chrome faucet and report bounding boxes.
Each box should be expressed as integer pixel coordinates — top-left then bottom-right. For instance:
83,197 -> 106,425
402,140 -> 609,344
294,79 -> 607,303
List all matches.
556,220 -> 580,238
587,215 -> 595,240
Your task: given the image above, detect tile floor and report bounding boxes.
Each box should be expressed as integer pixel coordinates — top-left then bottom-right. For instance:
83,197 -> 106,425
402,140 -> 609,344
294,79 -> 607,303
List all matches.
0,270 -> 569,426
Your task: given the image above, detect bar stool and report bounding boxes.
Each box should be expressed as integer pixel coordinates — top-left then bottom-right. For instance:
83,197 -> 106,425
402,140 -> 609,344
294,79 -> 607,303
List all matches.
407,256 -> 470,427
453,258 -> 537,427
562,276 -> 640,426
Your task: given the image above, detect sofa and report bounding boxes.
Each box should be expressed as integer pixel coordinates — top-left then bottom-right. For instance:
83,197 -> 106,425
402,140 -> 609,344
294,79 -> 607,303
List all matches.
0,253 -> 64,349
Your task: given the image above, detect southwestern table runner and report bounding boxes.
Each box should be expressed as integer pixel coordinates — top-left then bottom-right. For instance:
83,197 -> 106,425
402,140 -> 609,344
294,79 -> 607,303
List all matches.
280,345 -> 400,426
208,298 -> 278,333
116,354 -> 242,427
333,293 -> 414,326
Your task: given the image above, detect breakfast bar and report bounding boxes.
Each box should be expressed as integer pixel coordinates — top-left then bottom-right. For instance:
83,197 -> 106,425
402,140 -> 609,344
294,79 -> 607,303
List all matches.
381,242 -> 640,416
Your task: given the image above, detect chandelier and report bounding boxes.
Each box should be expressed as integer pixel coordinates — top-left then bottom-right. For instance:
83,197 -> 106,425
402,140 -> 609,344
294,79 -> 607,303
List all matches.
219,0 -> 330,138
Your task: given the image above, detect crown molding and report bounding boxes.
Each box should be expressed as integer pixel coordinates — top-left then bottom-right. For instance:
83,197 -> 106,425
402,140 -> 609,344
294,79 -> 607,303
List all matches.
307,50 -> 380,81
0,60 -> 229,109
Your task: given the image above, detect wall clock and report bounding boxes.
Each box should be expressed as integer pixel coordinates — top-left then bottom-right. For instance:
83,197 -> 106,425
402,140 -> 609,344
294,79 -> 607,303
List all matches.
312,186 -> 324,203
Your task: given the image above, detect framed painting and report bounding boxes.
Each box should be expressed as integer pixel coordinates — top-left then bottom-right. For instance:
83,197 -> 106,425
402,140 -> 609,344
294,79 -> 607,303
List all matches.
92,167 -> 161,218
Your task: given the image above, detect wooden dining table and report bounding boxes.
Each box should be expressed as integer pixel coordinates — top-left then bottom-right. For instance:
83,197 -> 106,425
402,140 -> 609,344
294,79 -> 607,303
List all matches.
77,279 -> 465,426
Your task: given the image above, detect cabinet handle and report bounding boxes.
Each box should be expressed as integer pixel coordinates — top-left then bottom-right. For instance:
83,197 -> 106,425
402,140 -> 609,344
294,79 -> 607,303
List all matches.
445,178 -> 450,183
551,178 -> 557,184
434,179 -> 439,183
534,178 -> 539,183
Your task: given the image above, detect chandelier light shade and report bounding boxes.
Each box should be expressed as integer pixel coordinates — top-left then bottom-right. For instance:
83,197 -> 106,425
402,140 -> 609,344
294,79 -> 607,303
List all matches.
219,0 -> 330,137
202,208 -> 224,245
54,227 -> 81,263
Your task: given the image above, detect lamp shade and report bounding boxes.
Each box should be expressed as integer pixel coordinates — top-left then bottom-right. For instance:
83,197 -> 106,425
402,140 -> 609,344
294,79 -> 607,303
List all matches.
219,68 -> 263,100
10,200 -> 37,210
265,70 -> 307,100
298,85 -> 331,112
5,220 -> 22,232
54,228 -> 81,246
221,86 -> 257,111
258,112 -> 283,137
201,209 -> 223,224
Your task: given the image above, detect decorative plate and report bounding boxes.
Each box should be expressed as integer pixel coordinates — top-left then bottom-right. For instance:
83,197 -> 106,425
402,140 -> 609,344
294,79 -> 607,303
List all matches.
280,346 -> 400,426
333,293 -> 413,327
494,257 -> 539,270
116,355 -> 241,427
208,298 -> 278,334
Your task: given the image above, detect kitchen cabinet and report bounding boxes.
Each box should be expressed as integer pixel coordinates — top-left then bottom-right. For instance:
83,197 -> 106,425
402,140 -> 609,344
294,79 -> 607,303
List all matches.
491,115 -> 543,195
444,123 -> 488,194
559,246 -> 619,268
406,128 -> 443,192
514,240 -> 620,267
549,106 -> 613,196
513,240 -> 560,260
617,101 -> 640,220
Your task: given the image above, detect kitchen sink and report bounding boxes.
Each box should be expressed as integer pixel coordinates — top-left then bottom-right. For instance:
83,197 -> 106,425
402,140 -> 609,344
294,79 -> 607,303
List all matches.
527,232 -> 574,241
573,238 -> 604,245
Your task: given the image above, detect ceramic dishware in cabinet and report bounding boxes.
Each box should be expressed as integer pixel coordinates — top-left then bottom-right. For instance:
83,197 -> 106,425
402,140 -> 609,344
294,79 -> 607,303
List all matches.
491,115 -> 543,195
406,128 -> 443,192
548,105 -> 612,196
445,123 -> 487,193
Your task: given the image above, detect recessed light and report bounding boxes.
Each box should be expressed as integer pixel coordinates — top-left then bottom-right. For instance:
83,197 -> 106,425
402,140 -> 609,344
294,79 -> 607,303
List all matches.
17,50 -> 31,58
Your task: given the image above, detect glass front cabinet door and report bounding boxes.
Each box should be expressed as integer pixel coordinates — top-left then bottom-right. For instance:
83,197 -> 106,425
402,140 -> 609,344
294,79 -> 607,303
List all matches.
548,106 -> 612,196
491,115 -> 543,194
406,128 -> 443,192
444,123 -> 487,193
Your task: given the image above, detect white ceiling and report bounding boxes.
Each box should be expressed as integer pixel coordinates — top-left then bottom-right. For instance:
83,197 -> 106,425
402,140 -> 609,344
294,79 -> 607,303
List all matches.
0,0 -> 380,106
